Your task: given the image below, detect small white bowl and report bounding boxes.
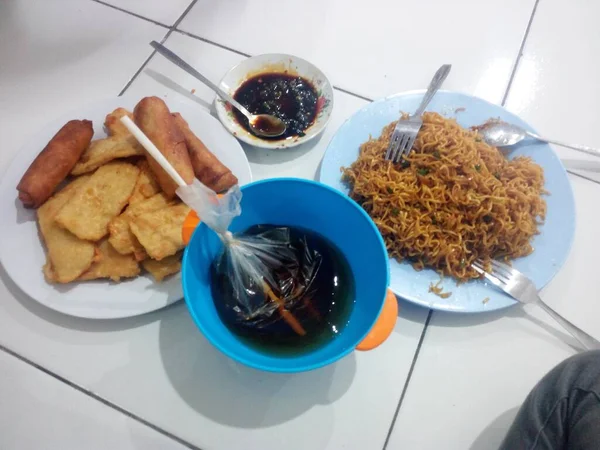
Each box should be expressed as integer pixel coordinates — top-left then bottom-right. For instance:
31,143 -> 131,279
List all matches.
215,53 -> 334,149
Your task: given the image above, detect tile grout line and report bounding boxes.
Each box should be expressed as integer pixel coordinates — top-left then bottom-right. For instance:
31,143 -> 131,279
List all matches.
382,309 -> 433,450
332,85 -> 373,103
172,29 -> 375,103
0,343 -> 202,450
499,0 -> 600,186
170,0 -> 200,32
501,0 -> 540,107
118,47 -> 162,97
87,0 -> 376,105
567,169 -> 600,185
500,0 -> 600,185
117,0 -> 198,97
174,29 -> 252,58
89,0 -> 171,29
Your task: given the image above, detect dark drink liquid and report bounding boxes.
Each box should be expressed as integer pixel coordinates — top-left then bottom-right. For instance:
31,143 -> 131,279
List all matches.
210,225 -> 355,356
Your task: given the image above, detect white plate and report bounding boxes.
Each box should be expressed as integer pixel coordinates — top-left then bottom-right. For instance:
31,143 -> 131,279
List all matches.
0,96 -> 252,319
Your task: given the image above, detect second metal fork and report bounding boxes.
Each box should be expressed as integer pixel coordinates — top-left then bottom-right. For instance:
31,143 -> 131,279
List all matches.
385,64 -> 452,163
472,259 -> 600,350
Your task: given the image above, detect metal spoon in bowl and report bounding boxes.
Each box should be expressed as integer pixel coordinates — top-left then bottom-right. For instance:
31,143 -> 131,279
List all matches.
475,120 -> 600,158
149,41 -> 286,138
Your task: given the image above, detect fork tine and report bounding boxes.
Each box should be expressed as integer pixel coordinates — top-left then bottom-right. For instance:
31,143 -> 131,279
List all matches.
390,136 -> 404,163
396,134 -> 411,161
385,133 -> 400,161
488,259 -> 508,270
473,259 -> 508,288
389,143 -> 400,163
394,133 -> 411,162
472,260 -> 484,272
488,259 -> 513,279
403,134 -> 418,158
474,259 -> 511,284
479,271 -> 507,290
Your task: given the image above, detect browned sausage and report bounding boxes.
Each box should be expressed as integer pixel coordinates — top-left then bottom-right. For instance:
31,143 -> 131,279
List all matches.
133,97 -> 195,198
171,112 -> 238,193
17,119 -> 94,208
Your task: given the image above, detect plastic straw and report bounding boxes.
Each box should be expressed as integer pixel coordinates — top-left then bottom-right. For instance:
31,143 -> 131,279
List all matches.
120,116 -> 187,187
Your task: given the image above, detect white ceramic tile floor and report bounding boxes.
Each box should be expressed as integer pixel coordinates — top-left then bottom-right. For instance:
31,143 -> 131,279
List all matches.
95,0 -> 193,26
0,0 -> 168,170
2,0 -> 600,448
505,0 -> 600,171
387,304 -> 576,450
0,350 -> 189,450
0,28 -> 429,450
505,0 -> 600,138
179,0 -> 536,104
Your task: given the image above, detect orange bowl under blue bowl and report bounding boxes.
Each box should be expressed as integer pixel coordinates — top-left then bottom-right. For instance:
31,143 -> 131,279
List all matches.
182,178 -> 390,373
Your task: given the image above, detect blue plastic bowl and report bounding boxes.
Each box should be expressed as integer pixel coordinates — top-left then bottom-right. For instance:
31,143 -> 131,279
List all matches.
182,178 -> 389,373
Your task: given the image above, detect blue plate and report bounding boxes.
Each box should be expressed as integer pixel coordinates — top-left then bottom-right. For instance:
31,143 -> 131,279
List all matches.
319,91 -> 575,313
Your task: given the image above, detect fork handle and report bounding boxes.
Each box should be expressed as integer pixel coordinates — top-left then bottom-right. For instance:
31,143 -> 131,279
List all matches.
413,64 -> 452,117
537,299 -> 600,350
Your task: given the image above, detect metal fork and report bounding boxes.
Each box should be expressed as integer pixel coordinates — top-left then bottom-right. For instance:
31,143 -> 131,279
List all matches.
385,64 -> 452,163
472,259 -> 600,350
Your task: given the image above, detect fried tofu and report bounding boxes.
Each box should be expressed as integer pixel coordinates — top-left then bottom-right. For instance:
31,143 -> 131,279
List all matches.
142,252 -> 182,282
55,162 -> 140,241
37,176 -> 97,283
129,160 -> 161,205
79,240 -> 140,282
129,203 -> 190,260
43,259 -> 57,283
71,135 -> 143,175
104,108 -> 135,137
108,193 -> 172,257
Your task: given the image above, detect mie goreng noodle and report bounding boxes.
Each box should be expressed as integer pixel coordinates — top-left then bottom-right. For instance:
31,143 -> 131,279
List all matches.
342,112 -> 547,281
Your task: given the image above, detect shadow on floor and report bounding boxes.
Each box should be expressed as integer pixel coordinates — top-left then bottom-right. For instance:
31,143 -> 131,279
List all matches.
158,302 -> 357,428
469,407 -> 519,450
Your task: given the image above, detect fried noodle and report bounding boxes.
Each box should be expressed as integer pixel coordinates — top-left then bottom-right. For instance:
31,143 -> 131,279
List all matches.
342,112 -> 547,281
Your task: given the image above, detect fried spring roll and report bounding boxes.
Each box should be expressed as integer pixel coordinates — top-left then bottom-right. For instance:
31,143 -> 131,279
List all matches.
133,97 -> 195,198
171,113 -> 238,193
17,120 -> 93,208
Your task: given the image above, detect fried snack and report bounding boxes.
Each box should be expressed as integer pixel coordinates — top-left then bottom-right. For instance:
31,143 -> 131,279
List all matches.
108,193 -> 172,257
142,252 -> 182,282
71,135 -> 143,175
72,108 -> 144,175
17,120 -> 94,208
171,112 -> 238,192
104,108 -> 135,136
134,97 -> 195,198
79,240 -> 140,282
55,162 -> 140,241
37,175 -> 97,283
129,203 -> 191,260
42,260 -> 57,283
129,160 -> 161,205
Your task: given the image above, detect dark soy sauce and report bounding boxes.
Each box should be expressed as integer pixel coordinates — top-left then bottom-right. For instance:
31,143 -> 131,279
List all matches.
210,225 -> 355,356
232,73 -> 319,140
